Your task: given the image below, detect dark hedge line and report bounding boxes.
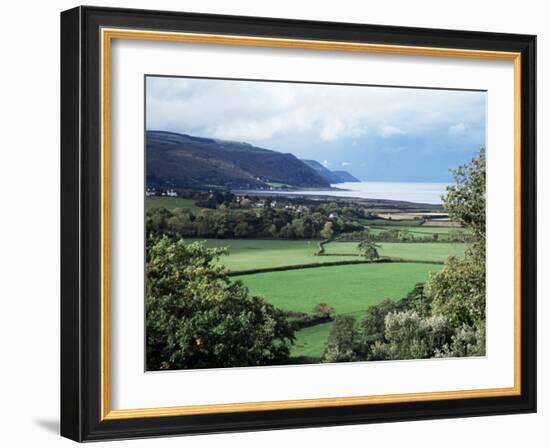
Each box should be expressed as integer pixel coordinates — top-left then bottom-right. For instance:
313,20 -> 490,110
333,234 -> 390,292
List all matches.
289,314 -> 333,331
227,259 -> 388,276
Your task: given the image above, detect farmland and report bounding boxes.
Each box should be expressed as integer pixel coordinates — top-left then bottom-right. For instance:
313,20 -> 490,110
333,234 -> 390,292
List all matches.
146,191 -> 472,364
190,239 -> 357,271
234,263 -> 437,314
190,238 -> 466,359
324,241 -> 466,262
235,263 -> 439,358
195,238 -> 465,270
366,225 -> 469,236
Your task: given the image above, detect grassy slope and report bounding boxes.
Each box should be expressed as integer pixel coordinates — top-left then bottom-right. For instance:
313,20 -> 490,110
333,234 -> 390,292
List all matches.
292,321 -> 333,358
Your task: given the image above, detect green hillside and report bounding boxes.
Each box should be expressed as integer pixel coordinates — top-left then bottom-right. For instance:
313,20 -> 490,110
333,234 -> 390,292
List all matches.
146,131 -> 330,190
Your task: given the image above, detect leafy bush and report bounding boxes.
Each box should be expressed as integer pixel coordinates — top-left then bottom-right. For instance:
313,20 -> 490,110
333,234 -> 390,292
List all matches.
323,315 -> 358,363
435,321 -> 486,358
313,303 -> 335,320
146,236 -> 294,370
355,149 -> 486,362
381,311 -> 453,360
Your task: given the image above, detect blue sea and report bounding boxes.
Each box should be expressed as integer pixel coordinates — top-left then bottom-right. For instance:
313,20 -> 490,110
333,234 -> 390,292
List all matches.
274,182 -> 450,205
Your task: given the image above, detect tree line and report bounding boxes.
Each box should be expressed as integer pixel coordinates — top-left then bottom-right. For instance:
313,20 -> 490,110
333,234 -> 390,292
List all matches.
147,205 -> 365,240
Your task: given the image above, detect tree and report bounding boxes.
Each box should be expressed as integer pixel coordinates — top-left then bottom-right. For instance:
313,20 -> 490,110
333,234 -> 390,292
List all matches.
166,209 -> 197,237
426,149 -> 486,354
146,207 -> 172,236
358,239 -> 380,261
323,315 -> 358,363
435,321 -> 486,358
234,221 -> 253,238
398,229 -> 413,242
359,299 -> 399,360
313,303 -> 335,320
354,149 -> 487,362
426,246 -> 486,327
381,310 -> 452,360
399,283 -> 432,317
444,148 -> 486,240
146,237 -> 295,370
320,221 -> 334,240
278,223 -> 296,239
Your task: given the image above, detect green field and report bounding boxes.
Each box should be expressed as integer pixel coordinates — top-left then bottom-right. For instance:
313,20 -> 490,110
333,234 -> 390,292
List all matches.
235,263 -> 437,315
236,262 -> 438,358
195,239 -> 465,271
292,321 -> 333,358
366,225 -> 470,240
324,241 -> 465,262
186,238 -> 465,359
195,239 -> 358,272
145,197 -> 202,212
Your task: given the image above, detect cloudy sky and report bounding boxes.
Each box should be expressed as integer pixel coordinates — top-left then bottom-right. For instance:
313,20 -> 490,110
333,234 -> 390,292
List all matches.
146,76 -> 486,182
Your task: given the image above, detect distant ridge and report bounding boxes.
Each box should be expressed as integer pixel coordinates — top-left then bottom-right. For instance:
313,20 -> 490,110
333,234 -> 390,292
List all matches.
146,131 -> 331,190
301,159 -> 360,183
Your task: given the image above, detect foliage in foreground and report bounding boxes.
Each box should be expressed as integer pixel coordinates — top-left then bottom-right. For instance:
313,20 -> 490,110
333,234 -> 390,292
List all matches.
322,149 -> 487,363
146,237 -> 294,370
427,148 -> 486,356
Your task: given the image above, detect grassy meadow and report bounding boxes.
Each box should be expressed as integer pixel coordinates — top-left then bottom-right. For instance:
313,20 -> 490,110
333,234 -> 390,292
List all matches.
191,237 -> 466,359
368,225 -> 470,238
195,238 -> 466,270
190,239 -> 357,271
323,241 -> 466,262
235,262 -> 439,358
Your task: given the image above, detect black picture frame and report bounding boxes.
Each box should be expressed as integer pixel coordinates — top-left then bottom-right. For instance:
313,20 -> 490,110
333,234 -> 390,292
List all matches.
61,5 -> 536,442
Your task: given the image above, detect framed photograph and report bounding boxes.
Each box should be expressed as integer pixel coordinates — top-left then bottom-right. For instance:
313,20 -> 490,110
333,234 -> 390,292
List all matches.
60,6 -> 536,442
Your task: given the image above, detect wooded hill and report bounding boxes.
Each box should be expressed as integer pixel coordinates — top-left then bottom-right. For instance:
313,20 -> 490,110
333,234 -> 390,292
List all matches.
146,131 -> 358,190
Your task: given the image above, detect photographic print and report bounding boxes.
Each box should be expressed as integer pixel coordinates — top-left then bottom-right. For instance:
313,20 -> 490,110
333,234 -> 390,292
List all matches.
61,9 -> 536,440
144,76 -> 487,371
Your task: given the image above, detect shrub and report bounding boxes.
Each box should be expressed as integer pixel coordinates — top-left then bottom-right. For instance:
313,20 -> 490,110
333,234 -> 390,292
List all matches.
146,237 -> 295,370
323,315 -> 358,363
313,303 -> 335,320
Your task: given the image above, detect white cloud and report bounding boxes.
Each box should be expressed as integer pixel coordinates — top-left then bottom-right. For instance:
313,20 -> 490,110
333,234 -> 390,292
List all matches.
342,161 -> 352,167
146,76 -> 485,153
379,124 -> 405,138
320,117 -> 345,141
449,122 -> 466,135
322,160 -> 331,168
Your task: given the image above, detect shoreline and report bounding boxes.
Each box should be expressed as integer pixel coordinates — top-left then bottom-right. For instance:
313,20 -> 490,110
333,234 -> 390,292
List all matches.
230,188 -> 443,211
